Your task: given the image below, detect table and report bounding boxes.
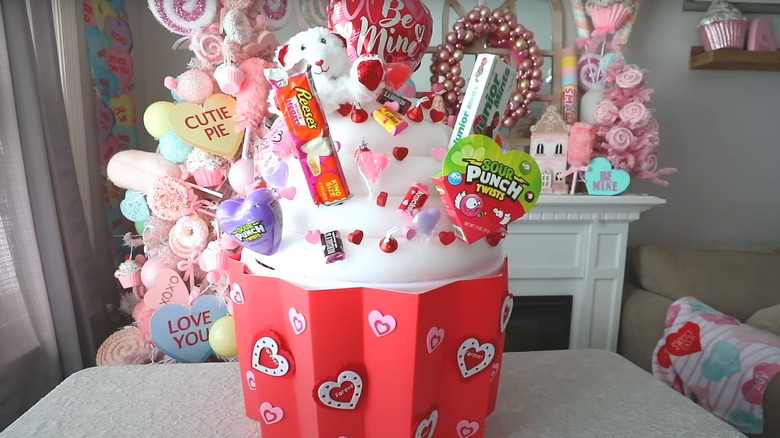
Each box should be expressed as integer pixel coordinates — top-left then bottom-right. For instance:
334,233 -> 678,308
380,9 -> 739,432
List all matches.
2,350 -> 743,438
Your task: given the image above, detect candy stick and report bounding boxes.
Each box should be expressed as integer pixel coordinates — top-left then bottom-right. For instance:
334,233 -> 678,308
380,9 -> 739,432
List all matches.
561,46 -> 579,125
569,0 -> 591,40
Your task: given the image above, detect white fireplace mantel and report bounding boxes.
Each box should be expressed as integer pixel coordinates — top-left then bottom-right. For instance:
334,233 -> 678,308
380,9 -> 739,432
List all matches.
506,194 -> 665,352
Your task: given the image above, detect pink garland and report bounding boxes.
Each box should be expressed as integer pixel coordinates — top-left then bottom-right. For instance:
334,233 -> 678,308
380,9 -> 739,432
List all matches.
591,56 -> 676,186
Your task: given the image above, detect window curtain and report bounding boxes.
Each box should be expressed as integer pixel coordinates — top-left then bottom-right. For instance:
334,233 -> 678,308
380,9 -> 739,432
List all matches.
0,0 -> 114,429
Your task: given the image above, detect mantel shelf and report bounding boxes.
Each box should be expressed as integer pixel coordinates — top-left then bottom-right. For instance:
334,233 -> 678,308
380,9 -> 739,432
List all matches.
689,46 -> 780,71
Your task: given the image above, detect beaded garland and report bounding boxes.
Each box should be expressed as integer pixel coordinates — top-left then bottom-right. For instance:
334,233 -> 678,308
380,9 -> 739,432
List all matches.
429,5 -> 544,128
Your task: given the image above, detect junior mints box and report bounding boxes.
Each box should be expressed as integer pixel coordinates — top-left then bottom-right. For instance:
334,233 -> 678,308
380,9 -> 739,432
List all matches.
448,54 -> 514,148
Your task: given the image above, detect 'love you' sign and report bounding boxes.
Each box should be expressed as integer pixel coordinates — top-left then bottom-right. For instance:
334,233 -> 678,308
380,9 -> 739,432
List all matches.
150,295 -> 228,363
168,93 -> 243,158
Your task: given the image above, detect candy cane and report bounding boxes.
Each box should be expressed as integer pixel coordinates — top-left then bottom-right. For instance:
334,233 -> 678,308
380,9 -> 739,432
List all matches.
569,0 -> 591,41
148,0 -> 219,36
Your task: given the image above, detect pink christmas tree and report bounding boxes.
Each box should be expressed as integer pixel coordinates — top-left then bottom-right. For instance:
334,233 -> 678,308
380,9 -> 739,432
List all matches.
591,58 -> 676,186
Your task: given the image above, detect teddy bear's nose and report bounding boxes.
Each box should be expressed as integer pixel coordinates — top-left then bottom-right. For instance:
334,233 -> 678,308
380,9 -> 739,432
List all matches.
315,60 -> 324,66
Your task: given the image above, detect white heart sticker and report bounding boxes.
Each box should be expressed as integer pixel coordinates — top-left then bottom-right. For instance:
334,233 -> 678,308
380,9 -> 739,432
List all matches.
230,283 -> 245,304
415,409 -> 439,438
317,370 -> 363,410
500,295 -> 513,333
457,338 -> 495,378
252,336 -> 290,377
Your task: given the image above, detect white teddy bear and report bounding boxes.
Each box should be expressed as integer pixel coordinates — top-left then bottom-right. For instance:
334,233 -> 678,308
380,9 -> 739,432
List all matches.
275,27 -> 385,114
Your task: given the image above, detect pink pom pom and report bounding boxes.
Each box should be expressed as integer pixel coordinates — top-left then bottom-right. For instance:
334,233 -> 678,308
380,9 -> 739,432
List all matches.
235,58 -> 274,131
132,301 -> 157,345
568,122 -> 597,167
164,76 -> 178,90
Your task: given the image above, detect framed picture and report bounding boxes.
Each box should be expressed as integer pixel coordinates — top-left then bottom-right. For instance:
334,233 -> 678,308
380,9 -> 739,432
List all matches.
683,0 -> 780,13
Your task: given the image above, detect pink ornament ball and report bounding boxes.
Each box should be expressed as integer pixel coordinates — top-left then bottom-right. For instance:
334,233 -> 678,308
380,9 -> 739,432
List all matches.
228,158 -> 255,196
140,257 -> 172,289
169,69 -> 214,104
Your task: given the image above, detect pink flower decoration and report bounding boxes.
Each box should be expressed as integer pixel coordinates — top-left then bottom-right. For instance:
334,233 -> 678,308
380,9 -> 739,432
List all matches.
594,100 -> 619,124
606,126 -> 634,151
619,102 -> 647,124
615,68 -> 643,89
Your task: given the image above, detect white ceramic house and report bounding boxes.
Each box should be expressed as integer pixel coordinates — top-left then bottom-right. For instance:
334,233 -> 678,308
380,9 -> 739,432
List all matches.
530,105 -> 569,194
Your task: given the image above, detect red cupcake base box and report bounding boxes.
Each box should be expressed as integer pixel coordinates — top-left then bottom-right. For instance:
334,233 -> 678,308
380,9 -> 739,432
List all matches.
228,254 -> 511,438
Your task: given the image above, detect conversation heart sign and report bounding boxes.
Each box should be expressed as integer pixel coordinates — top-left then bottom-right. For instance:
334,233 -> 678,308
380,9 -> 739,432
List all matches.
433,134 -> 541,244
150,295 -> 227,363
584,157 -> 630,196
168,93 -> 243,158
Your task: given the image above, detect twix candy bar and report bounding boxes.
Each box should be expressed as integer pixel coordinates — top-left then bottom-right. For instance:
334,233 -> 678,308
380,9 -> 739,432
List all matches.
266,61 -> 350,205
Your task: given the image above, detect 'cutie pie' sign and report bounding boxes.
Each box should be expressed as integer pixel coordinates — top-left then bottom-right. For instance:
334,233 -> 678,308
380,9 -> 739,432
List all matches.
168,93 -> 243,158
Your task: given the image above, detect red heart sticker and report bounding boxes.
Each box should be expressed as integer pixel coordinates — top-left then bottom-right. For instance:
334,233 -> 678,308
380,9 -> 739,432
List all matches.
392,146 -> 409,161
348,229 -> 364,245
666,321 -> 702,356
439,231 -> 456,246
657,344 -> 672,368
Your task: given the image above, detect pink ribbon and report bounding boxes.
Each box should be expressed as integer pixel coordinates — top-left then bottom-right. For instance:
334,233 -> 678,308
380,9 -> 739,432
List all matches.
177,250 -> 202,301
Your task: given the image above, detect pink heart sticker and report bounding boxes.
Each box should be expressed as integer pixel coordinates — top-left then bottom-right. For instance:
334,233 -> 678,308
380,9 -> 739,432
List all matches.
230,283 -> 245,304
259,401 -> 284,425
385,101 -> 401,112
490,362 -> 500,381
456,419 -> 480,438
245,370 -> 256,390
288,307 -> 307,335
276,186 -> 296,200
742,363 -> 780,404
426,326 -> 444,353
305,230 -> 321,244
665,304 -> 681,328
143,268 -> 189,309
368,310 -> 397,337
431,147 -> 447,162
701,313 -> 740,325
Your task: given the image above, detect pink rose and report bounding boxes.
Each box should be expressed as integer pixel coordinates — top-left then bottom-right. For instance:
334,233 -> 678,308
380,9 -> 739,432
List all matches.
606,126 -> 634,151
619,102 -> 647,124
593,100 -> 619,124
616,68 -> 643,89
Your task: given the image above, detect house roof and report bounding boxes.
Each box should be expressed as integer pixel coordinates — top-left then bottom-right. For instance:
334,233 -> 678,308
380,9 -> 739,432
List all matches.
530,105 -> 570,135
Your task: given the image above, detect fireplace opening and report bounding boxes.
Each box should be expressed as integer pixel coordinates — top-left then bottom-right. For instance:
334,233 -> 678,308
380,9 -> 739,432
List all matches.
504,295 -> 572,352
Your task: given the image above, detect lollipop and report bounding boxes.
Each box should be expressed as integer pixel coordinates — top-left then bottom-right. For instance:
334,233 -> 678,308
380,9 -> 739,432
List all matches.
147,0 -> 219,36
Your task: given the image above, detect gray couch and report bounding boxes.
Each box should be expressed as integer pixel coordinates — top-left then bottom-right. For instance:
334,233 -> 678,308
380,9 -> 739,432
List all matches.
619,244 -> 780,438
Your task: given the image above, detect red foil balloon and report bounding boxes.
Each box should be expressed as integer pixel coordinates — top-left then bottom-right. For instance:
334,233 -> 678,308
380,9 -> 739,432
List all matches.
327,0 -> 433,71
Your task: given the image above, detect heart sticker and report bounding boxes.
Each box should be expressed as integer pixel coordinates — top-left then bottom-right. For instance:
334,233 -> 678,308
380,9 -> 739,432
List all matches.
456,419 -> 480,438
144,268 -> 189,309
246,370 -> 257,390
316,370 -> 363,410
149,295 -> 228,363
304,230 -> 321,244
288,307 -> 307,335
665,304 -> 681,328
368,310 -> 397,337
701,313 -> 740,325
657,345 -> 672,368
252,334 -> 293,377
217,188 -> 283,255
490,363 -> 500,381
434,135 -> 541,243
168,93 -> 243,158
584,157 -> 630,196
259,402 -> 284,425
457,338 -> 495,378
666,321 -> 702,357
230,283 -> 245,304
426,327 -> 444,353
415,409 -> 439,438
119,189 -> 150,222
500,295 -> 513,333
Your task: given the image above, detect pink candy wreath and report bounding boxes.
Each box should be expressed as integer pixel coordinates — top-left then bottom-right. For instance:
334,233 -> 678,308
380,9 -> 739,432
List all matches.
429,5 -> 544,128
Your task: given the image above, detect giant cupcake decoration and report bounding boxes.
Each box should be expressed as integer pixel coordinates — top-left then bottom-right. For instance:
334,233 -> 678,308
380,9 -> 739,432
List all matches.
698,0 -> 748,51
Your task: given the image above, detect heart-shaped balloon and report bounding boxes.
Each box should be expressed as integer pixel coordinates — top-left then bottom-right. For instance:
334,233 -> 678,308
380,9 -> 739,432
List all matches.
217,188 -> 283,255
120,189 -> 150,222
413,208 -> 441,237
328,0 -> 433,71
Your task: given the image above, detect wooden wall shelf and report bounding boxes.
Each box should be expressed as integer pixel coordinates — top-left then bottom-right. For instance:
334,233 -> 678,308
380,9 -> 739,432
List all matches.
689,46 -> 780,71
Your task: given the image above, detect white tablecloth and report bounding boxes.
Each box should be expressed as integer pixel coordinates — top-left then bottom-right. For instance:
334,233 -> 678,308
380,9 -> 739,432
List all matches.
2,350 -> 744,437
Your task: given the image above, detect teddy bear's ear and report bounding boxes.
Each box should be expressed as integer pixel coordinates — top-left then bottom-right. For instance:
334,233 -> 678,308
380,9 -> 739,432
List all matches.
277,44 -> 289,66
331,32 -> 347,48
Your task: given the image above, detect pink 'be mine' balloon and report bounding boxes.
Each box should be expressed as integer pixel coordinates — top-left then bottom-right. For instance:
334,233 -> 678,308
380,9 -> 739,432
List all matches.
327,0 -> 433,71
